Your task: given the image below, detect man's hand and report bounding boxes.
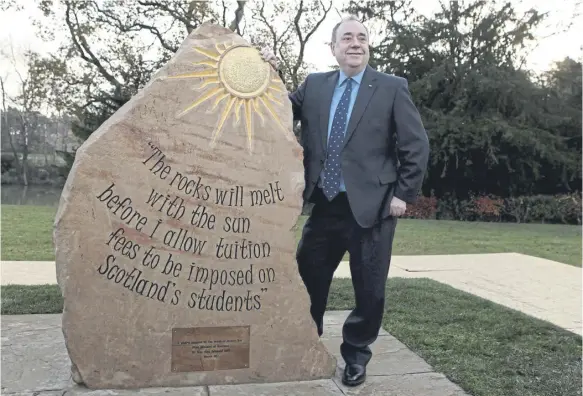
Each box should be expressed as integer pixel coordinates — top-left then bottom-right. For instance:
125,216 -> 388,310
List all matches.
389,196 -> 407,217
259,47 -> 278,71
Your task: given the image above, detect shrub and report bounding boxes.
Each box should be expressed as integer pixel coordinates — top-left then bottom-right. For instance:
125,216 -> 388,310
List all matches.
558,194 -> 583,225
435,194 -> 472,220
404,195 -> 438,219
405,192 -> 581,224
468,194 -> 504,221
503,194 -> 581,224
502,196 -> 529,223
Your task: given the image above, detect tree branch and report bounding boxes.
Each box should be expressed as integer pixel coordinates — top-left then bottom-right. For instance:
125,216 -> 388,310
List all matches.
291,0 -> 333,86
137,0 -> 198,34
135,22 -> 179,52
64,1 -> 123,97
221,0 -> 228,27
254,0 -> 294,54
229,0 -> 246,34
186,1 -> 198,33
92,2 -> 179,52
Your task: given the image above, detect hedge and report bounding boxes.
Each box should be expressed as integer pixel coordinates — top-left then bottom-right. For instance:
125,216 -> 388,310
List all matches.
405,193 -> 582,224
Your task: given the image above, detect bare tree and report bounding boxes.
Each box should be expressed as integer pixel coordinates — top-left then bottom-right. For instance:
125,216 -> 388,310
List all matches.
21,0 -> 249,141
1,76 -> 22,177
250,0 -> 333,91
5,0 -> 336,158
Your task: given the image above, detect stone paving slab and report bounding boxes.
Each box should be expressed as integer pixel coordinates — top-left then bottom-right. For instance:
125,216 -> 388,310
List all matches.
320,311 -> 432,377
332,373 -> 468,396
209,379 -> 343,396
1,314 -> 71,394
63,387 -> 209,395
323,336 -> 432,377
5,392 -> 65,396
1,311 -> 468,395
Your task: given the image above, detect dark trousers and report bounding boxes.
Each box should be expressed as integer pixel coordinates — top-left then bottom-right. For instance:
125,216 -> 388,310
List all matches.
296,187 -> 397,366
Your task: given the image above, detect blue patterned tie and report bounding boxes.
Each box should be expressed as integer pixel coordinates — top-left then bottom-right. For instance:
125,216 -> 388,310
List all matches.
323,77 -> 353,201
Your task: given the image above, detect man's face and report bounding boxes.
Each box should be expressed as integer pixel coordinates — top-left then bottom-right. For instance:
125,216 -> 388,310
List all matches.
331,20 -> 369,72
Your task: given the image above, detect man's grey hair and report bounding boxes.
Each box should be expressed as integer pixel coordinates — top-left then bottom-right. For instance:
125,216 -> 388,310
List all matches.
331,15 -> 369,44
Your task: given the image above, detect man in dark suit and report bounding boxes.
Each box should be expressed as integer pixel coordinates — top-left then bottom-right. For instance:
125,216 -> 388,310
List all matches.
262,15 -> 429,386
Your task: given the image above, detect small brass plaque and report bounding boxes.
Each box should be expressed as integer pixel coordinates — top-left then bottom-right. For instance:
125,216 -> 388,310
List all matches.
171,326 -> 250,372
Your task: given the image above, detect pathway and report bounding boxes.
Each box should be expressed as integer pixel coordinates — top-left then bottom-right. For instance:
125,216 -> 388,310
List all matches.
1,311 -> 468,395
337,253 -> 582,335
1,252 -> 581,335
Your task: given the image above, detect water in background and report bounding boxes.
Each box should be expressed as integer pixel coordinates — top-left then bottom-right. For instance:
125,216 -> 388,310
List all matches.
1,185 -> 63,206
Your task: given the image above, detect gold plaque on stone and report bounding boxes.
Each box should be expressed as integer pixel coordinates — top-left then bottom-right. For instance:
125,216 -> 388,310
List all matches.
171,326 -> 250,372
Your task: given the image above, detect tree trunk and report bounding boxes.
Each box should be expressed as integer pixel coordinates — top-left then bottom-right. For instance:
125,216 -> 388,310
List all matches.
4,127 -> 21,175
19,114 -> 29,186
22,147 -> 29,186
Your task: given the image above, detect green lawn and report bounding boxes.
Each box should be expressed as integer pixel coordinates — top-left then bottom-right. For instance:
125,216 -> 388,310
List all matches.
298,215 -> 582,266
1,205 -> 57,261
391,219 -> 582,266
2,204 -> 581,266
2,279 -> 581,396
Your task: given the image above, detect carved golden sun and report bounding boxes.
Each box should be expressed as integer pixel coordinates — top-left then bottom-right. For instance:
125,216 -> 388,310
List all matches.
169,42 -> 288,153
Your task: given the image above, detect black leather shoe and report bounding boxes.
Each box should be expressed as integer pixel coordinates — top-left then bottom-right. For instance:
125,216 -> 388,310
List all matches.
342,364 -> 366,386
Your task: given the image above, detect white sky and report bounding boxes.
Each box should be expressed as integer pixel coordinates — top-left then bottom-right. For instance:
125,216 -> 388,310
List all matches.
1,0 -> 581,99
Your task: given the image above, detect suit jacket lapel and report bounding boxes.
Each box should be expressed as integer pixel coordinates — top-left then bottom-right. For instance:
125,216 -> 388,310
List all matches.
342,65 -> 377,149
319,71 -> 338,154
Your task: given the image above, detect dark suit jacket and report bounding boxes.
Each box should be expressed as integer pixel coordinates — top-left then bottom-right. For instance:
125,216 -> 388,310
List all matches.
288,65 -> 429,228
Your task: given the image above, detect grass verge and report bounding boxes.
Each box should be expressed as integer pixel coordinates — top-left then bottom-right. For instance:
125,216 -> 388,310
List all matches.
3,205 -> 582,266
2,279 -> 581,396
1,284 -> 63,314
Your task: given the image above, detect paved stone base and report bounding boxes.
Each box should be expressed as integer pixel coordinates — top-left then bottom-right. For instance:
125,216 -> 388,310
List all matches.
1,311 -> 468,395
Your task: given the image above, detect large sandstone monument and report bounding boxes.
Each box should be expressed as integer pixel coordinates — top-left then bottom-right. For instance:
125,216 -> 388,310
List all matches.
53,23 -> 336,389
